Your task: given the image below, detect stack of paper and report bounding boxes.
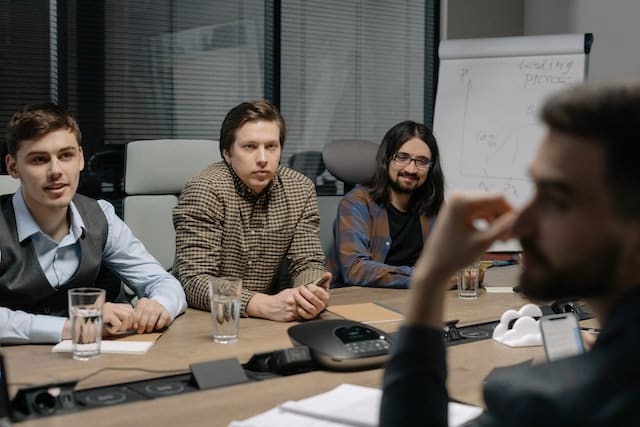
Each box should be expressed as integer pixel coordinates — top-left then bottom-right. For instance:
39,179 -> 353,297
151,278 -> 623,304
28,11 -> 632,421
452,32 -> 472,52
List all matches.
483,264 -> 521,293
228,384 -> 482,427
52,332 -> 162,355
52,340 -> 154,355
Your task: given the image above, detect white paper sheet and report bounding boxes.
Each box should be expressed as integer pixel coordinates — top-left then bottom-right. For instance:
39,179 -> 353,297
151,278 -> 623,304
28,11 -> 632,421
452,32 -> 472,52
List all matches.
228,406 -> 354,427
484,286 -> 515,294
280,384 -> 379,427
228,384 -> 483,427
52,340 -> 154,355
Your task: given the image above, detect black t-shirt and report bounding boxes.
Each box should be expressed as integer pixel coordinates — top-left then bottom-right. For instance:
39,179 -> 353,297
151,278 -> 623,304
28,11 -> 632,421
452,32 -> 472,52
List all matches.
385,205 -> 423,267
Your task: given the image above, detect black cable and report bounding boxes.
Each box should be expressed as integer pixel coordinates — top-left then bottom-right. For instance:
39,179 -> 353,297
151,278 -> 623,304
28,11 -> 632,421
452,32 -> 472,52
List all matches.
9,366 -> 189,389
75,366 -> 190,384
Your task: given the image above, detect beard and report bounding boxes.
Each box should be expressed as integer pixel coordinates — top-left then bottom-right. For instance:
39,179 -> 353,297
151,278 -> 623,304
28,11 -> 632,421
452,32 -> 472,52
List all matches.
518,237 -> 618,301
389,172 -> 421,194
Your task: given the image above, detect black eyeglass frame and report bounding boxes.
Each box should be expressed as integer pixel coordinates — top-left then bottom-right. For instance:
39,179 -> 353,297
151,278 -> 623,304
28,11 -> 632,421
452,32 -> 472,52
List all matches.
391,152 -> 432,169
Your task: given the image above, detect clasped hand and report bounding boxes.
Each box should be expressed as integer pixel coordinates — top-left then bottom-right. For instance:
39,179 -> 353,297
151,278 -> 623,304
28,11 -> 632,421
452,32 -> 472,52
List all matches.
250,272 -> 331,322
103,298 -> 171,336
292,272 -> 332,320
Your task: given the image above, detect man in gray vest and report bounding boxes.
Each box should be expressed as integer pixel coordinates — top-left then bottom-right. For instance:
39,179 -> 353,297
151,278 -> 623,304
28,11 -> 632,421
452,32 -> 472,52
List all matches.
0,103 -> 187,344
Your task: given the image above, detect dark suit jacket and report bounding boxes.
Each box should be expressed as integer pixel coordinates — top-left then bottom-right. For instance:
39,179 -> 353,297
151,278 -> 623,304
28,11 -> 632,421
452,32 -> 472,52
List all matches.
380,288 -> 640,426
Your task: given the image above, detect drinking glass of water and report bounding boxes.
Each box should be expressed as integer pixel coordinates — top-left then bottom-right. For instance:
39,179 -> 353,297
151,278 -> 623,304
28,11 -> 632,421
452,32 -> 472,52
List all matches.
457,263 -> 480,300
68,288 -> 106,360
208,278 -> 242,343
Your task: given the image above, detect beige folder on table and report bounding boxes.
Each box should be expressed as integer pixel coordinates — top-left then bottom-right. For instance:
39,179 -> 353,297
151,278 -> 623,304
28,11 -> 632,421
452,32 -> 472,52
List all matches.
328,303 -> 403,324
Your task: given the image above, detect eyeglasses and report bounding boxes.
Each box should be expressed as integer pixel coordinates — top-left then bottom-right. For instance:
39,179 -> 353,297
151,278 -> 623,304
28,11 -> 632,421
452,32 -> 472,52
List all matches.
391,152 -> 432,169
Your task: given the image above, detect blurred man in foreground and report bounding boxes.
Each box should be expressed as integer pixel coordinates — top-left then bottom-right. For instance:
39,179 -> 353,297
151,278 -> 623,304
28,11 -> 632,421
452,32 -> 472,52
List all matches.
380,83 -> 640,425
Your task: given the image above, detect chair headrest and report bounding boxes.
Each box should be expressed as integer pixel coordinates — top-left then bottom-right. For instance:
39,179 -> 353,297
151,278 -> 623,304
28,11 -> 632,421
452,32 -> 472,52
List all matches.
0,175 -> 20,195
322,140 -> 378,185
124,139 -> 221,195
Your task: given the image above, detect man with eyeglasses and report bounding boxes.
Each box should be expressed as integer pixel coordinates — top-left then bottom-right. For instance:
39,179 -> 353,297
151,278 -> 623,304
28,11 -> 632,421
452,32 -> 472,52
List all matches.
327,120 -> 445,288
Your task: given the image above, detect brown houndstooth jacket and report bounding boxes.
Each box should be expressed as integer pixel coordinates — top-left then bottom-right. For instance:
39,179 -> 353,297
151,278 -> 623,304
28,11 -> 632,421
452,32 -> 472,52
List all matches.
172,161 -> 326,315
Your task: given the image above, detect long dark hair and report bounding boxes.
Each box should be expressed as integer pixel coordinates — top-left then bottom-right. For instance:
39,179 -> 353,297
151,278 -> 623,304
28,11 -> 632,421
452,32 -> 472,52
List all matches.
368,120 -> 444,216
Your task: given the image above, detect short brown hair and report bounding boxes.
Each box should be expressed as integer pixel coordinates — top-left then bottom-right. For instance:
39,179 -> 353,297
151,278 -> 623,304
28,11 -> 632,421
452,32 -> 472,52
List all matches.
219,100 -> 286,158
541,83 -> 640,218
6,102 -> 81,157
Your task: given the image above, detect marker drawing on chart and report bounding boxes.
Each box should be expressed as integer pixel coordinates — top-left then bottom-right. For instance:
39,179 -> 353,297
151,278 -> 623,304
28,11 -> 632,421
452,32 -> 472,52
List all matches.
477,180 -> 523,201
459,75 -> 471,176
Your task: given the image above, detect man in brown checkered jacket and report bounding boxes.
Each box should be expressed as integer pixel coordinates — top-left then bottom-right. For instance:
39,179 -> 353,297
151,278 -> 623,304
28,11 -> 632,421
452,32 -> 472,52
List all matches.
173,100 -> 331,321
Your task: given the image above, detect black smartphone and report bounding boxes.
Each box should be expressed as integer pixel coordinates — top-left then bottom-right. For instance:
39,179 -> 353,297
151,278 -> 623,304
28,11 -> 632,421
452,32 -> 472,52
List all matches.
539,313 -> 585,362
309,276 -> 330,289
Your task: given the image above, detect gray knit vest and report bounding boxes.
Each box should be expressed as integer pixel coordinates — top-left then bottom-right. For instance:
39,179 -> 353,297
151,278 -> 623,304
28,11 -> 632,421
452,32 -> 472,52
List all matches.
0,193 -> 119,316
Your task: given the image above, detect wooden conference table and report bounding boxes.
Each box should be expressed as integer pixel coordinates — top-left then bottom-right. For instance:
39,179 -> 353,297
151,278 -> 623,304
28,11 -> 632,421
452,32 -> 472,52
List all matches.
5,286 -> 541,427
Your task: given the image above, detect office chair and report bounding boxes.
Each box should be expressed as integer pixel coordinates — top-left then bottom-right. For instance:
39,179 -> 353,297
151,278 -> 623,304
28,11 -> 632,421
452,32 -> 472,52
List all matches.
0,175 -> 19,195
288,150 -> 338,196
123,139 -> 221,270
86,149 -> 125,195
319,140 -> 378,258
322,139 -> 378,190
288,151 -> 325,182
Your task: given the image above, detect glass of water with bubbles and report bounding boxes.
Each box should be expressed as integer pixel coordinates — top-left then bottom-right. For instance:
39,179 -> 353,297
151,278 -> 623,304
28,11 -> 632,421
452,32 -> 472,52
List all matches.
208,278 -> 242,343
68,288 -> 106,360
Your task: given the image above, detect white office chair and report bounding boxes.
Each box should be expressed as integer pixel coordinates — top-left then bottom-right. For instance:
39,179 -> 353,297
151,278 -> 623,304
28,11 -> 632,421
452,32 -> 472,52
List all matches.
320,140 -> 379,258
123,139 -> 221,270
0,175 -> 20,195
322,139 -> 378,188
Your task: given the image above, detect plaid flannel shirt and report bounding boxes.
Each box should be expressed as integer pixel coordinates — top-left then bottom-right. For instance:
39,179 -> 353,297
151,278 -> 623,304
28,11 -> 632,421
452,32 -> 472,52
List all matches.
327,186 -> 433,288
173,162 -> 325,315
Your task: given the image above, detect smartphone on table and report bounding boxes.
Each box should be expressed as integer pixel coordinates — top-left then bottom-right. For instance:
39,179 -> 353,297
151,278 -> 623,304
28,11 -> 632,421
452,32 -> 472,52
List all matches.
539,313 -> 585,362
305,275 -> 330,290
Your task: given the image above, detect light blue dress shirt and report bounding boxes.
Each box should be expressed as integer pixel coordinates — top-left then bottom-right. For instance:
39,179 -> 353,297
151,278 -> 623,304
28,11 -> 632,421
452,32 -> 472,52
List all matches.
0,189 -> 187,344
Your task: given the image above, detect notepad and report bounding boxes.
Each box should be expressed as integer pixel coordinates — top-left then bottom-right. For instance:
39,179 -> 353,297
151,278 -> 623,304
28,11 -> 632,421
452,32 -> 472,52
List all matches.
484,286 -> 515,294
228,384 -> 483,427
52,340 -> 154,355
483,264 -> 521,287
52,333 -> 161,355
327,303 -> 403,324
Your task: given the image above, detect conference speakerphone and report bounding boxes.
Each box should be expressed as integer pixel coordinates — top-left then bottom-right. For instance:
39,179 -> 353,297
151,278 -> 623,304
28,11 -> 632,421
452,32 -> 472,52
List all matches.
288,319 -> 393,371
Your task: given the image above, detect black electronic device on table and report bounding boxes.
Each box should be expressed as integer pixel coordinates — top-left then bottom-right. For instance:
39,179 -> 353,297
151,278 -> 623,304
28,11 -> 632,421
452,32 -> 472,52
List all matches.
287,319 -> 393,371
